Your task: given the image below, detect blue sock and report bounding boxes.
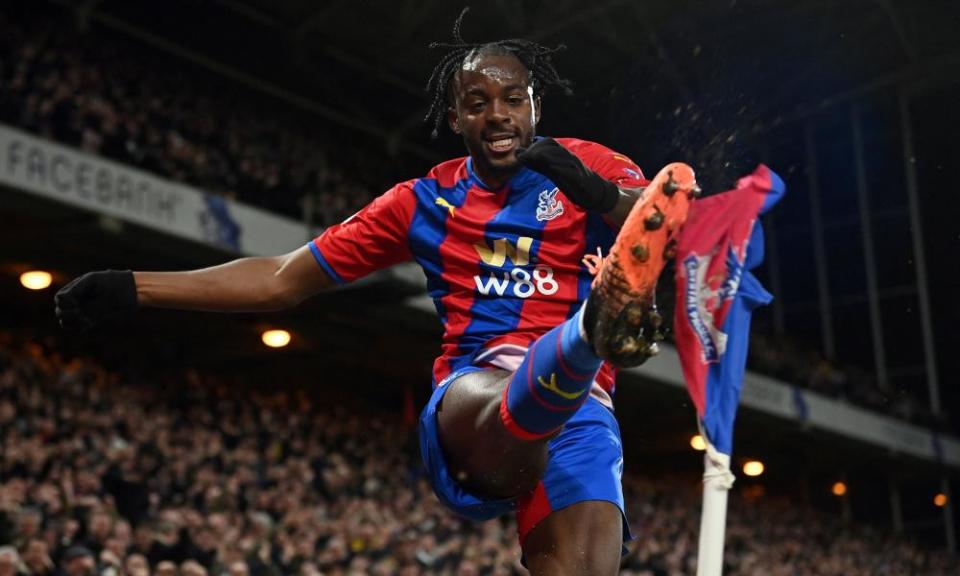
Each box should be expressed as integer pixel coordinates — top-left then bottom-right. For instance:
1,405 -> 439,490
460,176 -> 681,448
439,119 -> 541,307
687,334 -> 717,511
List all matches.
499,306 -> 603,439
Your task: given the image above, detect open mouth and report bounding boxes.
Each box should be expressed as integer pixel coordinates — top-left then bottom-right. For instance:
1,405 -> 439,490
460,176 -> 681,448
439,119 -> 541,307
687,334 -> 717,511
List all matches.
485,136 -> 517,155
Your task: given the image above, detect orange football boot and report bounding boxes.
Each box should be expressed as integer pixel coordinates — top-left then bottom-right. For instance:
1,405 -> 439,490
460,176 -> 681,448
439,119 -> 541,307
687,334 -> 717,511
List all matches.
583,162 -> 700,367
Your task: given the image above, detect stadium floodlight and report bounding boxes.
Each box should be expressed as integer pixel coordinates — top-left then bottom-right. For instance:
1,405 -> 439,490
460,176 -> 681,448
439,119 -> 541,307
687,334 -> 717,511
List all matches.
935,493 -> 948,507
20,270 -> 53,290
742,460 -> 764,477
261,329 -> 291,348
832,482 -> 848,496
690,435 -> 706,451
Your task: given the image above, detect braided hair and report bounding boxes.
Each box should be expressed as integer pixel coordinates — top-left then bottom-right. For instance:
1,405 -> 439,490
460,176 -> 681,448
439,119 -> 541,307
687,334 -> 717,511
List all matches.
424,7 -> 573,138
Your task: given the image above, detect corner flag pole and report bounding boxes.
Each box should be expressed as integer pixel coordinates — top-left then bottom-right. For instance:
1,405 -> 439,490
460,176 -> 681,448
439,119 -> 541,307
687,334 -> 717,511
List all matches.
697,436 -> 735,576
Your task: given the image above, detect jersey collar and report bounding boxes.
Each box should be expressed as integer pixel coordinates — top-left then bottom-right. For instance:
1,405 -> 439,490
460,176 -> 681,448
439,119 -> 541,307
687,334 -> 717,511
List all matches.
465,155 -> 547,195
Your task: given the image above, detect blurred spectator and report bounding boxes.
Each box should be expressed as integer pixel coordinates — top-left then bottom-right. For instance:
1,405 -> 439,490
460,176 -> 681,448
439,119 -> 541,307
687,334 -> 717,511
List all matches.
123,553 -> 149,576
21,539 -> 54,576
0,547 -> 21,576
61,546 -> 95,576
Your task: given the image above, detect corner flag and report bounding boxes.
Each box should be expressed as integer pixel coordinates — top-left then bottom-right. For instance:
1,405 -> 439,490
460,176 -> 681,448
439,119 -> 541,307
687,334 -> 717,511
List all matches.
675,163 -> 785,456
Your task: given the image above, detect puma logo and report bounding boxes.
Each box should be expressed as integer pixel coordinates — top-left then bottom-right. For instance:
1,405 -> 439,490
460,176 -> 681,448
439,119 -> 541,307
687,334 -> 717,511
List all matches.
435,197 -> 456,218
537,373 -> 586,401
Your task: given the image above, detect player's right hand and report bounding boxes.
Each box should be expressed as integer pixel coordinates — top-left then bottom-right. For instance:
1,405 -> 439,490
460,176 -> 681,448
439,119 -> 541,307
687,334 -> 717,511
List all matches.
516,137 -> 621,213
54,270 -> 138,332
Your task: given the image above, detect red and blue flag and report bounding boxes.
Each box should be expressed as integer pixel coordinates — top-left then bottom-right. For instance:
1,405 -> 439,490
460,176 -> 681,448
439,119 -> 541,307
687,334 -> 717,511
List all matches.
674,164 -> 785,456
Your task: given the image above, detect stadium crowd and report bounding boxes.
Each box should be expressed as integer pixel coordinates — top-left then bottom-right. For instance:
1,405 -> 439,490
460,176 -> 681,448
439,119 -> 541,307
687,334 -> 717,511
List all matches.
0,6 -> 377,224
0,5 -> 941,426
0,333 -> 955,575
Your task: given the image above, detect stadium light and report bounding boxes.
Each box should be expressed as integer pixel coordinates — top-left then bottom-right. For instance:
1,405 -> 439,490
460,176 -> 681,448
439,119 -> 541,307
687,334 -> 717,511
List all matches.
832,482 -> 848,496
20,270 -> 52,290
690,434 -> 706,451
261,329 -> 291,348
934,493 -> 948,507
742,460 -> 764,477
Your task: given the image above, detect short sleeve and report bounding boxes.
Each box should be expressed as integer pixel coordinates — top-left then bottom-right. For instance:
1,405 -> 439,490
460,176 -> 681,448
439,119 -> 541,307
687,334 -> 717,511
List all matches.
309,182 -> 417,284
580,145 -> 649,189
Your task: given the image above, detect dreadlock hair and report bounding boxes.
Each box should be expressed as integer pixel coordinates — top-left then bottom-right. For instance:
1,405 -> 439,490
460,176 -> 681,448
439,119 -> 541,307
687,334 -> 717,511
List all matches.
424,7 -> 573,138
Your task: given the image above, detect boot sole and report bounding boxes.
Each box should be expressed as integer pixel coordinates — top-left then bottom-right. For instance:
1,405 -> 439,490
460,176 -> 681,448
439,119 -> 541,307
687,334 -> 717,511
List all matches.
587,162 -> 700,367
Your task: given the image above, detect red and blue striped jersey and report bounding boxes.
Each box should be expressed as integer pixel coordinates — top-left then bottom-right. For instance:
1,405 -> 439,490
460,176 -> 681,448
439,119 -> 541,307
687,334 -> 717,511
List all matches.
310,138 -> 648,395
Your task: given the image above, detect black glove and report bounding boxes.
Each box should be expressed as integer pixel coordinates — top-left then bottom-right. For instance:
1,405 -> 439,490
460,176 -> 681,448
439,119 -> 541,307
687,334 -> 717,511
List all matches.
516,137 -> 620,213
54,270 -> 138,332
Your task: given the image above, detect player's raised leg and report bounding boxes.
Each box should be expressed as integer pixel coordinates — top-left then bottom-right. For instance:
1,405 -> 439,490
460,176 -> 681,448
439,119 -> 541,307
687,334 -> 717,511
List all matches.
437,302 -> 604,498
436,361 -> 627,575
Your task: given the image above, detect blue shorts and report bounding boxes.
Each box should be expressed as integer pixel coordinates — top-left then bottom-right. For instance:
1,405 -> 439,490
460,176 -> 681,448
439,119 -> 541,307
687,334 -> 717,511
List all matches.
418,366 -> 631,544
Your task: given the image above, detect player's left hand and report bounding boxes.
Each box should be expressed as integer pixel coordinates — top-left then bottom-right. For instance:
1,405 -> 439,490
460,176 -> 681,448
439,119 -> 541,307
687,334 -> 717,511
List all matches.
517,137 -> 620,213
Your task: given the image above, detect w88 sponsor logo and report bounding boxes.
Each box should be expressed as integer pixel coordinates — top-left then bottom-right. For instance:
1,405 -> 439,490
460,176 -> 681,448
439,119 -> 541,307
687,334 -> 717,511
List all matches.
472,236 -> 559,299
475,265 -> 558,298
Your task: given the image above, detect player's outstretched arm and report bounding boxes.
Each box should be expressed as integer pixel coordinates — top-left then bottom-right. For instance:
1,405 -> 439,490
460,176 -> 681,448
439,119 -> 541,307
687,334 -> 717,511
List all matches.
55,245 -> 333,332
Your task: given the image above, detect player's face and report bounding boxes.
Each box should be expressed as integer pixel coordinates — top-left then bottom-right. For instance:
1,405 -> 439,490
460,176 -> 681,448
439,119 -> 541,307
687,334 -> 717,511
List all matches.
448,54 -> 541,188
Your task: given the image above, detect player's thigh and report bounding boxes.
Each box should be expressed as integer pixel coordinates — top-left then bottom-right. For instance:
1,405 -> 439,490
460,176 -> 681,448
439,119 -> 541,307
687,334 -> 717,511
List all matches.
522,500 -> 623,576
436,368 -> 551,498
